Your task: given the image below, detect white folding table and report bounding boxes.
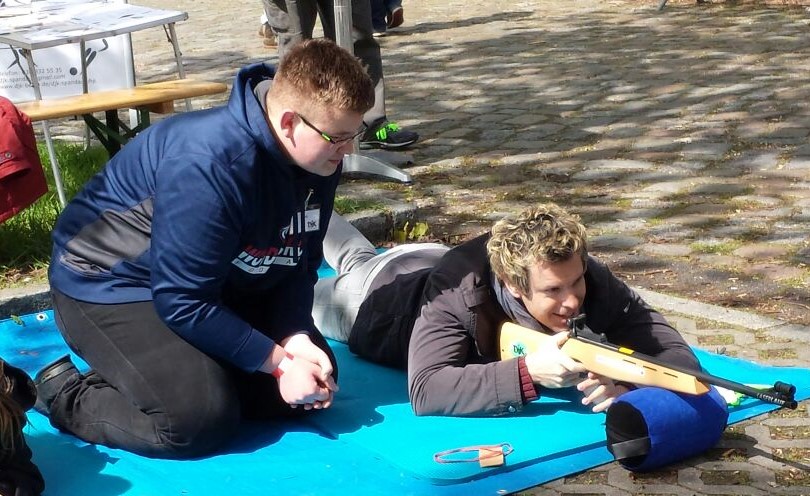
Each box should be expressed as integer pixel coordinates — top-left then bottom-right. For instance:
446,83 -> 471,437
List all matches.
0,1 -> 189,206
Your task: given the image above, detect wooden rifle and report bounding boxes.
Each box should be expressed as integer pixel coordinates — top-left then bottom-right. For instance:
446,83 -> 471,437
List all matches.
498,314 -> 797,409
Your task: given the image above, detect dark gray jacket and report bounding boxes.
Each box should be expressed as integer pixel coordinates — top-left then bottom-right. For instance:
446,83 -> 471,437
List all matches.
349,234 -> 699,417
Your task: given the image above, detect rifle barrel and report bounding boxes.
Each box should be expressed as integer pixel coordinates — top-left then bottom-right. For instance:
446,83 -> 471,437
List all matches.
691,368 -> 798,409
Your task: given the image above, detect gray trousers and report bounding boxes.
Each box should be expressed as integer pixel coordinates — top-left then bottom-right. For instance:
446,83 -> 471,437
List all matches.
313,214 -> 448,342
262,0 -> 386,123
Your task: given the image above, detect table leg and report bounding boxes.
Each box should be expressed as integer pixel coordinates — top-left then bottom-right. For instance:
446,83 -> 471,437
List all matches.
80,40 -> 92,149
166,22 -> 191,111
22,49 -> 68,207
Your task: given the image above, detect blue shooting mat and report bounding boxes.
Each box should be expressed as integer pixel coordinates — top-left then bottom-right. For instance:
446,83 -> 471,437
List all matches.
306,344 -> 810,485
1,305 -> 809,495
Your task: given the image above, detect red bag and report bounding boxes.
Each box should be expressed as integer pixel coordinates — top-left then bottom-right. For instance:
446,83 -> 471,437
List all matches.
0,97 -> 48,224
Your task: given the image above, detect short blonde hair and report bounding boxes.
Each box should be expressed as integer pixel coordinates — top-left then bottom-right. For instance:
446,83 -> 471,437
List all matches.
270,39 -> 374,115
487,204 -> 588,296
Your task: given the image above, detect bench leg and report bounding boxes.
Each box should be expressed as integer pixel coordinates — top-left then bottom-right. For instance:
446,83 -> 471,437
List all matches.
82,114 -> 118,157
82,108 -> 153,157
105,110 -> 121,156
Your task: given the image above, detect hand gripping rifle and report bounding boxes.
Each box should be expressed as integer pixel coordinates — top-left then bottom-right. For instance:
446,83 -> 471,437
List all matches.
498,314 -> 797,409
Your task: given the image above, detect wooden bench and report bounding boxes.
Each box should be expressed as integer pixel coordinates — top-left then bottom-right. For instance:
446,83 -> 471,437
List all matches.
17,79 -> 228,156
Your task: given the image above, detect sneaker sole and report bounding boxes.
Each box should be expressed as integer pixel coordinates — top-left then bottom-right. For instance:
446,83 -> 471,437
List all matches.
360,138 -> 417,150
387,7 -> 404,29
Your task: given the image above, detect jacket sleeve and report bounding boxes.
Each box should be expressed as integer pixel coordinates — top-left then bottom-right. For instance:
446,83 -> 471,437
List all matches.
150,155 -> 275,373
584,258 -> 701,371
407,272 -> 524,417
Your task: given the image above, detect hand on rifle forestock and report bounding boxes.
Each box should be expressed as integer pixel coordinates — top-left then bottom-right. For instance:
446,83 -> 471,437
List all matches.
577,372 -> 632,413
519,330 -> 629,410
523,331 -> 586,388
500,316 -> 799,410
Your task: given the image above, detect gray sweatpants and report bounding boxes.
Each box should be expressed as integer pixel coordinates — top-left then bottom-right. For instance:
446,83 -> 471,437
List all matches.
313,213 -> 448,342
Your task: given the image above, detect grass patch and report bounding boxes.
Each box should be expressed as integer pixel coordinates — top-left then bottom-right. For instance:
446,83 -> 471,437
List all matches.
649,201 -> 689,220
777,276 -> 808,289
737,226 -> 770,242
334,196 -> 385,215
770,403 -> 807,419
775,468 -> 810,486
697,334 -> 735,347
689,240 -> 742,255
700,469 -> 751,486
758,348 -> 798,360
769,425 -> 810,440
704,447 -> 748,462
0,142 -> 108,289
614,197 -> 633,209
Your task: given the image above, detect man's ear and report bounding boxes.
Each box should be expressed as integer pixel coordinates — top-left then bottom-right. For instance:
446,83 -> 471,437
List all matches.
278,110 -> 297,139
503,280 -> 524,300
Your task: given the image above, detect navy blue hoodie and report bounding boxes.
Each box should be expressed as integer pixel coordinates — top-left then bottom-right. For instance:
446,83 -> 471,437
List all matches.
49,63 -> 340,372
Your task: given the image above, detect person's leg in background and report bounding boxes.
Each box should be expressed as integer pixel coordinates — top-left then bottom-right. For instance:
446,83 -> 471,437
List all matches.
272,0 -> 419,150
369,0 -> 388,37
258,6 -> 279,47
267,0 -> 318,56
385,0 -> 403,29
39,291 -> 241,459
340,0 -> 419,150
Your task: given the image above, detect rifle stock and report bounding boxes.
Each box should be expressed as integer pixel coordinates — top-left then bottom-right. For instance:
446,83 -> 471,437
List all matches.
499,322 -> 710,395
498,319 -> 798,409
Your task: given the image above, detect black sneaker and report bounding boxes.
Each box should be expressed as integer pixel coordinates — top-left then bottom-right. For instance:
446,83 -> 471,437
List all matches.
33,355 -> 79,415
360,118 -> 419,150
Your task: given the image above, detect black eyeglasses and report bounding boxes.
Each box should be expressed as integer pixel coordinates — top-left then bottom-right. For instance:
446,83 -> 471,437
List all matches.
296,113 -> 367,146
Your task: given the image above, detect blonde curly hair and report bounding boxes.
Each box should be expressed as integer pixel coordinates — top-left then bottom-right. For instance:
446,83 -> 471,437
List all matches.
487,204 -> 588,296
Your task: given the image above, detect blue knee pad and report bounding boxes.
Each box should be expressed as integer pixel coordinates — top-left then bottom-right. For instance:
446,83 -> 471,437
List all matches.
605,386 -> 728,472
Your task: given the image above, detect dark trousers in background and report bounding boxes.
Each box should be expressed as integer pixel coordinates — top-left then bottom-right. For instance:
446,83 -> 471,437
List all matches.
262,0 -> 387,123
48,289 -> 337,459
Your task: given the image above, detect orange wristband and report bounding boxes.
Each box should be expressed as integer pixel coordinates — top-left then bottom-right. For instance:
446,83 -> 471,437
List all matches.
271,352 -> 294,379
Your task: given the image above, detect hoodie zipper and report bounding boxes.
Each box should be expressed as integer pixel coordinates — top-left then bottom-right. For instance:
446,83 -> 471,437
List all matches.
293,188 -> 314,264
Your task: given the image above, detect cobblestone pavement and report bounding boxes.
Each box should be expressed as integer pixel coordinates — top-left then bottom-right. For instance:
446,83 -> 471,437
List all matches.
39,0 -> 810,493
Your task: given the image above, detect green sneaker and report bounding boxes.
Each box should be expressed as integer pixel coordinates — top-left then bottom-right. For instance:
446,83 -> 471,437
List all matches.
360,118 -> 419,150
